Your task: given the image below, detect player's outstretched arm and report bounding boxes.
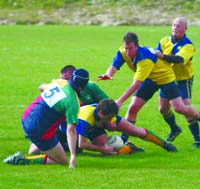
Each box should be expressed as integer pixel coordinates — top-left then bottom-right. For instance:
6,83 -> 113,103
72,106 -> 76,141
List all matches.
97,66 -> 117,81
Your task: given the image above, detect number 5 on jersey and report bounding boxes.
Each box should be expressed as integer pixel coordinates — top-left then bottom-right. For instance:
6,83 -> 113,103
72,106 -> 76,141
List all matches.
41,83 -> 66,107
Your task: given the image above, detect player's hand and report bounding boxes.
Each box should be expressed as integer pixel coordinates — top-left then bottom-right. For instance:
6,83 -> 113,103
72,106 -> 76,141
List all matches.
97,74 -> 113,81
101,146 -> 117,155
155,50 -> 164,59
69,154 -> 76,169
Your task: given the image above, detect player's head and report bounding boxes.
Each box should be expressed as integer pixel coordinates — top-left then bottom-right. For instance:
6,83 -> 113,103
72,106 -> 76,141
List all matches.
69,68 -> 89,94
123,32 -> 139,59
171,17 -> 187,39
123,32 -> 139,46
96,99 -> 119,123
60,65 -> 76,80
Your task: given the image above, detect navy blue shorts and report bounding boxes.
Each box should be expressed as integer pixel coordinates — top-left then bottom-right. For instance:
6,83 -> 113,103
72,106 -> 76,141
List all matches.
29,133 -> 59,152
135,78 -> 180,101
22,96 -> 65,151
160,77 -> 193,99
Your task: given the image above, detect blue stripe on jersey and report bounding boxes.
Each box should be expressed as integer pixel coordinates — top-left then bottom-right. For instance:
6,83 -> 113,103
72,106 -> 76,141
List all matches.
112,51 -> 125,70
135,47 -> 158,64
112,47 -> 158,71
172,35 -> 193,55
76,119 -> 91,137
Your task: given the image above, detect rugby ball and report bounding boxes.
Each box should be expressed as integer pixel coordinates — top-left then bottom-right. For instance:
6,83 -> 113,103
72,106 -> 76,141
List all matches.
106,135 -> 124,150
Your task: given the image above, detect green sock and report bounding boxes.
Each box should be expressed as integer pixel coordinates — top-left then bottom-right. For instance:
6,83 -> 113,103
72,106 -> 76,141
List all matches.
25,154 -> 47,164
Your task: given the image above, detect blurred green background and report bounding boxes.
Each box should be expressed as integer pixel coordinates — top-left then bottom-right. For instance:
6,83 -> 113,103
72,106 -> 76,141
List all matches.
0,0 -> 200,25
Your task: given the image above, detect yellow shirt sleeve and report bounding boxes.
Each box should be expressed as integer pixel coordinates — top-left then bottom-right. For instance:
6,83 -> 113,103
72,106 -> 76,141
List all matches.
134,60 -> 155,81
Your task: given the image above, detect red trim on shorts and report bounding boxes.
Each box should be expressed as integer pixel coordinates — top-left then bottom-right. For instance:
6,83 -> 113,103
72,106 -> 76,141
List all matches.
22,96 -> 43,120
44,154 -> 48,164
40,116 -> 66,140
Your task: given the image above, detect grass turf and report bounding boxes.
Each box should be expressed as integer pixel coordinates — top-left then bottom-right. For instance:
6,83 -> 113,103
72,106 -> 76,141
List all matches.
1,25 -> 200,189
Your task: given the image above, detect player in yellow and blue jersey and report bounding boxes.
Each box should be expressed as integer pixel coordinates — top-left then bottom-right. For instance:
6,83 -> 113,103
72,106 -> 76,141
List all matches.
3,69 -> 89,168
155,17 -> 200,148
98,32 -> 200,144
76,99 -> 177,154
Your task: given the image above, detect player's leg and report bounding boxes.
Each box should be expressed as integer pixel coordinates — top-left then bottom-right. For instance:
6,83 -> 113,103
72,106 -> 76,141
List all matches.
160,81 -> 200,143
4,136 -> 67,165
178,79 -> 200,148
28,143 -> 41,155
24,142 -> 67,164
162,83 -> 200,119
117,118 -> 177,152
170,97 -> 200,119
31,129 -> 67,164
43,142 -> 67,164
159,94 -> 182,142
121,79 -> 158,143
121,96 -> 145,142
125,96 -> 146,123
183,98 -> 200,148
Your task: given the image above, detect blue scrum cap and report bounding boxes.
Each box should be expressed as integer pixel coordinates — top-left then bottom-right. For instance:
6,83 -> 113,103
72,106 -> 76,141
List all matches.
70,68 -> 89,90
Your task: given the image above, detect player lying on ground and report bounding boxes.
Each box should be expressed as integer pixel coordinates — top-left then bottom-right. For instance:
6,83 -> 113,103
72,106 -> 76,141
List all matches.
76,99 -> 177,155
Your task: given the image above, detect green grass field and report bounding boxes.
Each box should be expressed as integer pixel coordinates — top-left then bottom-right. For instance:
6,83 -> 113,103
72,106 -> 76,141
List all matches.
1,25 -> 200,189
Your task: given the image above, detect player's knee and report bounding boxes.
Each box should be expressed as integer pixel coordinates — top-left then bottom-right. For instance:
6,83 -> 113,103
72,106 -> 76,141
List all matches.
159,104 -> 170,115
128,105 -> 139,114
78,143 -> 84,149
28,147 -> 40,155
173,106 -> 185,114
159,107 -> 165,115
58,156 -> 67,164
47,156 -> 67,165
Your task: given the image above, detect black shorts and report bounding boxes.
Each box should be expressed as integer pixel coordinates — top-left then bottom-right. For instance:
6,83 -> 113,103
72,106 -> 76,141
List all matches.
135,78 -> 180,101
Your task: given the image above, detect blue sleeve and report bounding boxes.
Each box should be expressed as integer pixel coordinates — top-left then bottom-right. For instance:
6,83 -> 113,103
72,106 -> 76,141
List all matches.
116,115 -> 122,125
59,122 -> 67,134
112,51 -> 125,70
155,42 -> 162,52
76,119 -> 91,138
